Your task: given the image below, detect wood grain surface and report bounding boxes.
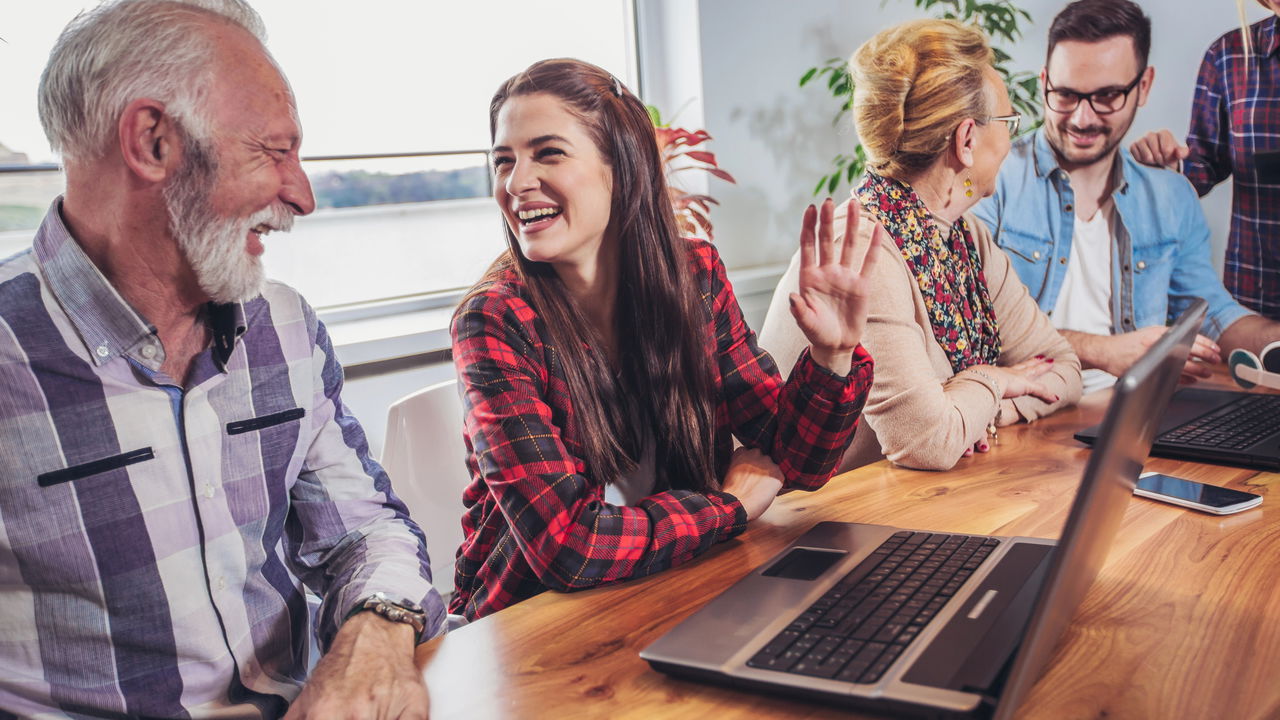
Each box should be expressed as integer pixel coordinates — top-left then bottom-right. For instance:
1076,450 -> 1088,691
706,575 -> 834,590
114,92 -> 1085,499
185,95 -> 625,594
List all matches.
416,382 -> 1280,719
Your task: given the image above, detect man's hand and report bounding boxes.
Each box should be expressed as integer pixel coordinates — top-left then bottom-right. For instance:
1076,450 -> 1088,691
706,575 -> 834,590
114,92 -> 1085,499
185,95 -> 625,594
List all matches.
1069,327 -> 1219,383
284,611 -> 428,720
1129,129 -> 1190,170
720,447 -> 786,522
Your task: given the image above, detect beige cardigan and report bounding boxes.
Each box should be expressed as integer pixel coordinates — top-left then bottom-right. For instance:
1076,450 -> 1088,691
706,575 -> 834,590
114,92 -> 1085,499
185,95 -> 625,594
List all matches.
758,203 -> 1082,472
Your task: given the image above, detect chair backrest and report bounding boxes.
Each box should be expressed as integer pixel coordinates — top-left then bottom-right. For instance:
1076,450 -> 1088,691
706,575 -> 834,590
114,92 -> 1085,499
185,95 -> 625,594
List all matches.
382,379 -> 472,597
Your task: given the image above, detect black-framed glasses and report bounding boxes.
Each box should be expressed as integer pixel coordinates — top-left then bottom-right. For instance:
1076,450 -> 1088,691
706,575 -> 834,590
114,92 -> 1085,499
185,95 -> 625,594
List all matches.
1044,72 -> 1143,115
988,112 -> 1022,135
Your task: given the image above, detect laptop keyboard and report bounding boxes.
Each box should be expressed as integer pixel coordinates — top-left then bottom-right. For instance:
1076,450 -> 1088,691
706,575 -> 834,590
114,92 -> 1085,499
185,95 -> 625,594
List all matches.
1159,394 -> 1280,450
746,531 -> 999,684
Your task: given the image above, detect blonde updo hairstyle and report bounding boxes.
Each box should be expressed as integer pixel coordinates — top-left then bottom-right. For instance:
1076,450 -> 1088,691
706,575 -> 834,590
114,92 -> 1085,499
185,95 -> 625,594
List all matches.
851,19 -> 995,179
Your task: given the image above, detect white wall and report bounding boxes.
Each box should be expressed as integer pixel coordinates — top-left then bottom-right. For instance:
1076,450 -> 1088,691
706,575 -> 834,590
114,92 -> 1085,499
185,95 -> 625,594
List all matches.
689,0 -> 1268,271
347,0 -> 1267,459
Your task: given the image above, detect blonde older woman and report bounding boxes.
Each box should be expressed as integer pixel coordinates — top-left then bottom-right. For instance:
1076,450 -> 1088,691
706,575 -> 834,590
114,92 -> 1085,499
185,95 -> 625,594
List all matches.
760,19 -> 1083,471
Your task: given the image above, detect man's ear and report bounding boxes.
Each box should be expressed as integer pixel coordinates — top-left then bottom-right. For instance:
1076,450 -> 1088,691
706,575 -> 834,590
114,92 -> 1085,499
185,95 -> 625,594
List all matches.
953,118 -> 978,169
1135,65 -> 1155,108
118,98 -> 178,183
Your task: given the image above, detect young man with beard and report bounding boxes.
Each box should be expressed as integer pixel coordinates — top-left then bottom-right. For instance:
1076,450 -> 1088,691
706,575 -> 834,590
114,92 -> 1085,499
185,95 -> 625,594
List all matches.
0,1 -> 442,718
974,0 -> 1280,394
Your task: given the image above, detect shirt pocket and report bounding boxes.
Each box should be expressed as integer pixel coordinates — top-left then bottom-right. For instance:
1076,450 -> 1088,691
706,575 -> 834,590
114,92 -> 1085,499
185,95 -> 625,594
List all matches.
36,447 -> 156,487
1130,237 -> 1177,326
223,407 -> 308,493
993,225 -> 1053,297
226,407 -> 306,435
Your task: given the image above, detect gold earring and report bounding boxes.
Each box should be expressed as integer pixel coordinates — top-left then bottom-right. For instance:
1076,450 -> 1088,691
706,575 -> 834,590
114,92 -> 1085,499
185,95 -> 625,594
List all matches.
964,178 -> 974,198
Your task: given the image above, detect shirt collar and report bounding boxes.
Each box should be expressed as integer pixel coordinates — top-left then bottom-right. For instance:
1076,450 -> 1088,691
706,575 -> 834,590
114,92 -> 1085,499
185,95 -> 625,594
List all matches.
1032,127 -> 1130,195
33,198 -> 247,370
1031,128 -> 1060,180
1262,15 -> 1279,58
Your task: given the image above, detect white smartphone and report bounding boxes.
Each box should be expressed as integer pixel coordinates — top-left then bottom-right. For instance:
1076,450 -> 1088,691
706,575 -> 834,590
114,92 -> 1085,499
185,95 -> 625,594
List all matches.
1135,472 -> 1262,515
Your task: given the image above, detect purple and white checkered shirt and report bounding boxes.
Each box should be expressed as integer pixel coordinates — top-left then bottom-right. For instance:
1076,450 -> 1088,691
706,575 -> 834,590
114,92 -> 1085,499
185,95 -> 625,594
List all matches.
0,202 -> 445,719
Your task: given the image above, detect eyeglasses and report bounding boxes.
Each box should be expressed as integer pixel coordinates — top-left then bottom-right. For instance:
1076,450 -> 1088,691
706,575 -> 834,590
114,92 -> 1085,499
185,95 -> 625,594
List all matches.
1044,73 -> 1143,115
988,112 -> 1022,136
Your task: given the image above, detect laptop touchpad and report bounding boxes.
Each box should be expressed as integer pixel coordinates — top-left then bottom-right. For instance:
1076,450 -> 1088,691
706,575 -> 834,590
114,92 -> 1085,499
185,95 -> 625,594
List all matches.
762,548 -> 846,581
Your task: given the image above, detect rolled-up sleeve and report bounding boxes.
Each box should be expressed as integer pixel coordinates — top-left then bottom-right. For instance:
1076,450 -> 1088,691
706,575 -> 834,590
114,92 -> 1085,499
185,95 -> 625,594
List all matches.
286,314 -> 446,649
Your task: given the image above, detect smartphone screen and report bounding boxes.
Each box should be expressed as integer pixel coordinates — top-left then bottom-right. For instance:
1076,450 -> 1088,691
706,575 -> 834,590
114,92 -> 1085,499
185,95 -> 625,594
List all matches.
1136,474 -> 1260,508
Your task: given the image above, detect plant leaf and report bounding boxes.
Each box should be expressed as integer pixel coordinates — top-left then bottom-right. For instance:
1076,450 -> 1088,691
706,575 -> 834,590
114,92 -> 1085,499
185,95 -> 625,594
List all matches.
685,150 -> 719,165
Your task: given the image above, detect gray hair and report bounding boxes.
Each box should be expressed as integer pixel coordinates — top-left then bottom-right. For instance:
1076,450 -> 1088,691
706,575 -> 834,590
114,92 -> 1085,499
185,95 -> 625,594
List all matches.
38,0 -> 268,162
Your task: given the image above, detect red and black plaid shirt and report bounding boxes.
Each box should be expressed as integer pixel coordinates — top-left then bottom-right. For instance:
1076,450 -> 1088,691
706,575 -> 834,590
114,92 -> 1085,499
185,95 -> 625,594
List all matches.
449,239 -> 873,619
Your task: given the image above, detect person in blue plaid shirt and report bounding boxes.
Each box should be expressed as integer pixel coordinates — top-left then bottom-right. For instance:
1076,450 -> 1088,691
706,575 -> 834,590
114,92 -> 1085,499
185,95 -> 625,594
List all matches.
0,1 -> 444,718
1132,0 -> 1280,321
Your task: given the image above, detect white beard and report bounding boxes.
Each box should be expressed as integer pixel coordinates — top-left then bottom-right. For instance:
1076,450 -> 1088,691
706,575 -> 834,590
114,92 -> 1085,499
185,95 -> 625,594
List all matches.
163,140 -> 294,304
175,202 -> 292,304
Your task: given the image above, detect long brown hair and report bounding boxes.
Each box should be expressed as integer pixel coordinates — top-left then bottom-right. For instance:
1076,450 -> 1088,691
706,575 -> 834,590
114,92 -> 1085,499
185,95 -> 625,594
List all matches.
470,58 -> 719,492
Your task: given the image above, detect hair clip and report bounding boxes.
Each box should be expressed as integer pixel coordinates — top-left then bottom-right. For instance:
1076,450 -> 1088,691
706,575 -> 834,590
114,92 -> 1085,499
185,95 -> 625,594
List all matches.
611,75 -> 623,97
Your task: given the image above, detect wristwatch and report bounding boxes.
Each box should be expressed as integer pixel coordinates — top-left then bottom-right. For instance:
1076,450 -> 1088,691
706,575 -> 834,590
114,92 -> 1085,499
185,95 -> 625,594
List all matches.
352,592 -> 428,641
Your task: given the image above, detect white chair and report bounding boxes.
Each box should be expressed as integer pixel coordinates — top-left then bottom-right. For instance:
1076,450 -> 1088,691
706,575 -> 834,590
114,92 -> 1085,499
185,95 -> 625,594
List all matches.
382,379 -> 472,599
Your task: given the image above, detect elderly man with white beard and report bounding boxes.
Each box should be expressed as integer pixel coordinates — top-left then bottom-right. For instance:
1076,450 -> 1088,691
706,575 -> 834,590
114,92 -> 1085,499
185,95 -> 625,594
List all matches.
0,1 -> 444,718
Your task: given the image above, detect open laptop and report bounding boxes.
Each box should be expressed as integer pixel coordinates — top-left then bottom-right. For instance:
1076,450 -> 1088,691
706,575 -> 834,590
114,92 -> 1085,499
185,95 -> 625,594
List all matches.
1074,379 -> 1280,471
641,299 -> 1205,718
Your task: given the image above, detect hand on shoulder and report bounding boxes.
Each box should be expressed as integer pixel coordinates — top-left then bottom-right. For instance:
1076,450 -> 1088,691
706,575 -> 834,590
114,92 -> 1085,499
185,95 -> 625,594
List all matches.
1129,129 -> 1189,170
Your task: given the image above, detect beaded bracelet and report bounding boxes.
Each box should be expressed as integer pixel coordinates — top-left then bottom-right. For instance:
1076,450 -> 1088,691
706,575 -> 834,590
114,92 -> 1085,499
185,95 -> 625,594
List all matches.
964,368 -> 1003,439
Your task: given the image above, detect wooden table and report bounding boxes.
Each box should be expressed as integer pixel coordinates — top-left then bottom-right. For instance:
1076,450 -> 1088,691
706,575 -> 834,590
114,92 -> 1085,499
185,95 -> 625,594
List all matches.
416,383 -> 1280,719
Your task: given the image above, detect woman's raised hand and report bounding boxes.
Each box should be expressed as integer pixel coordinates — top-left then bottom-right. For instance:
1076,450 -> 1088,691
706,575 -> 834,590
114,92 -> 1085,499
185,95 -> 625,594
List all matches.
789,198 -> 885,375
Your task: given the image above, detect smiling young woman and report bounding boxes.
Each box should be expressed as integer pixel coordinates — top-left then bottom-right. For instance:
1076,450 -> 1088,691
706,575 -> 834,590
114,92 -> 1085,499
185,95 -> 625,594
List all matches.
448,58 -> 879,620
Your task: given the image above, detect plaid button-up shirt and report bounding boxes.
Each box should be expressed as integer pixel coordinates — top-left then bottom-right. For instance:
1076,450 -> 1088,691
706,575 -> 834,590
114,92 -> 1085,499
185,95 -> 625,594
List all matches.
450,239 -> 873,620
1187,14 -> 1280,319
0,202 -> 444,719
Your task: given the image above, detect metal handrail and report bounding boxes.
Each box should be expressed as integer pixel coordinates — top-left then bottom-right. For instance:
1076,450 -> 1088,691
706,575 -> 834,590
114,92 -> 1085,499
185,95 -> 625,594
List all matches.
0,149 -> 491,172
0,149 -> 495,193
0,163 -> 59,174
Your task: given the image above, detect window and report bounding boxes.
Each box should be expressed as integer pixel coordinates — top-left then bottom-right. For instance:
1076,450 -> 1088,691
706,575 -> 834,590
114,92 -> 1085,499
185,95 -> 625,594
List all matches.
0,1 -> 637,310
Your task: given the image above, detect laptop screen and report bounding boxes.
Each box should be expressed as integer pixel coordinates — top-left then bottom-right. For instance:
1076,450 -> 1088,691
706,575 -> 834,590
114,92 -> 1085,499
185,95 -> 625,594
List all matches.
992,298 -> 1207,719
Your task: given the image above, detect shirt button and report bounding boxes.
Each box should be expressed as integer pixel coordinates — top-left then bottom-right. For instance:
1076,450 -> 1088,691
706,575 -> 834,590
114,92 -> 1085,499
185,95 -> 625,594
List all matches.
140,344 -> 156,359
203,484 -> 215,498
216,576 -> 227,591
1059,257 -> 1068,265
1064,203 -> 1074,212
96,345 -> 109,358
1136,261 -> 1146,271
1032,251 -> 1042,260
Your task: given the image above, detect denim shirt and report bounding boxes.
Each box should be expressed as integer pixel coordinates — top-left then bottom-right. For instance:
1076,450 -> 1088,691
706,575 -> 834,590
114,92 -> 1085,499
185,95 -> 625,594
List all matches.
973,129 -> 1251,340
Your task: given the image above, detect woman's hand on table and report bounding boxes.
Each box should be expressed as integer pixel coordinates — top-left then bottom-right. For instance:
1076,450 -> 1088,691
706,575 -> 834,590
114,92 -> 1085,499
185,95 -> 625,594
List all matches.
721,447 -> 785,522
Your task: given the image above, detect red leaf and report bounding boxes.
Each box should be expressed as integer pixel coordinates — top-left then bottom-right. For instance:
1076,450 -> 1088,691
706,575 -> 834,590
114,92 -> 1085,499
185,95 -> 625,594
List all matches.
675,213 -> 696,236
706,167 -> 737,183
690,208 -> 714,239
667,128 -> 710,147
685,150 -> 719,166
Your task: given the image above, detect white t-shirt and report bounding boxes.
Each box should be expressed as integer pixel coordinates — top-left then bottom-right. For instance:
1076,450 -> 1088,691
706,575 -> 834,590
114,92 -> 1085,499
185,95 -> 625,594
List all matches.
1050,207 -> 1117,394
